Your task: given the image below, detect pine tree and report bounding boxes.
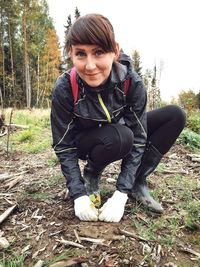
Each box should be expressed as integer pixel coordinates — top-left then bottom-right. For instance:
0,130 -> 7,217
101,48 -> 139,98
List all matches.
144,65 -> 161,110
64,7 -> 81,70
74,6 -> 80,20
131,50 -> 142,78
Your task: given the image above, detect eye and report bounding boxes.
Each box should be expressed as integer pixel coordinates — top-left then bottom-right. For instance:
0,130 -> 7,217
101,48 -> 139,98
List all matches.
75,51 -> 86,57
95,49 -> 105,56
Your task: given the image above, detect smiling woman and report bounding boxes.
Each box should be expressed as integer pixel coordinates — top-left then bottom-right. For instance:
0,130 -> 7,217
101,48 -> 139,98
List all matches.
66,14 -> 119,87
69,44 -> 117,87
50,13 -> 186,223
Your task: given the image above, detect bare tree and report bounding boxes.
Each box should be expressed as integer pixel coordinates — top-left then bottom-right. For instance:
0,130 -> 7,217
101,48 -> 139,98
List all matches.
22,0 -> 31,108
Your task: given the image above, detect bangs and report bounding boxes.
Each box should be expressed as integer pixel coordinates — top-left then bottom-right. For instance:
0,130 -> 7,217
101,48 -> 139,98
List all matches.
66,14 -> 116,53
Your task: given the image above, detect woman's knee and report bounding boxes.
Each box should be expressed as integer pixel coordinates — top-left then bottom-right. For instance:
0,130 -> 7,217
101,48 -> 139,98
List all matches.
166,105 -> 186,128
109,124 -> 134,155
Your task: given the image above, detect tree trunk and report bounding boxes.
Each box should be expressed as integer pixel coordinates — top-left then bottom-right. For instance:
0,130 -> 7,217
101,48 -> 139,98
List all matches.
22,0 -> 31,108
36,53 -> 40,107
0,87 -> 3,109
41,61 -> 49,107
0,6 -> 5,101
8,14 -> 15,91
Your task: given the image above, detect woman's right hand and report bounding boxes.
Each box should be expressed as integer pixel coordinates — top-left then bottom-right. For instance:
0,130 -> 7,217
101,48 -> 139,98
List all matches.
74,195 -> 98,221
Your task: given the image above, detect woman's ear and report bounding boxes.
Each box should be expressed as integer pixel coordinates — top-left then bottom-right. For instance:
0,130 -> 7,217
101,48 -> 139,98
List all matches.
114,43 -> 120,60
68,49 -> 72,58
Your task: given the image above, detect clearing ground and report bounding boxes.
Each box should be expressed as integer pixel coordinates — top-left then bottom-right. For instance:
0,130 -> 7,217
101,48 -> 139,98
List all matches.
0,144 -> 200,267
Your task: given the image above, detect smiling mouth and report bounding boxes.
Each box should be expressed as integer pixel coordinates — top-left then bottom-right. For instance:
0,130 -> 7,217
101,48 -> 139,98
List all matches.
86,73 -> 99,76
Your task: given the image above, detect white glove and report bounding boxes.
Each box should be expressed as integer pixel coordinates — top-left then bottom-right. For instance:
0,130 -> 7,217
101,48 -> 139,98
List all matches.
99,190 -> 128,222
74,195 -> 98,221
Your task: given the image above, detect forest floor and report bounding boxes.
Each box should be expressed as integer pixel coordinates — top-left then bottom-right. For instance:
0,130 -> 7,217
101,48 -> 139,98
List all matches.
0,143 -> 200,267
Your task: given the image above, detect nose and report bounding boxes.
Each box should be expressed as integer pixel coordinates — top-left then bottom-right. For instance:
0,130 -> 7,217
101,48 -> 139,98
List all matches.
85,55 -> 96,71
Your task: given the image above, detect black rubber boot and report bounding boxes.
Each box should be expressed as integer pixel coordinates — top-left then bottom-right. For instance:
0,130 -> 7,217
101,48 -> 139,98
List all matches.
83,160 -> 104,207
130,142 -> 164,213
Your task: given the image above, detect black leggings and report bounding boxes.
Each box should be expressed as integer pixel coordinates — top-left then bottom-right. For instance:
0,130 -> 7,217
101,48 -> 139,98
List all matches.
76,105 -> 186,167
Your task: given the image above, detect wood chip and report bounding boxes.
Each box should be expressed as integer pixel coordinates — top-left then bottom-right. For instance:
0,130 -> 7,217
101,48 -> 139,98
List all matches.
74,229 -> 81,243
33,260 -> 44,267
0,205 -> 17,224
0,237 -> 10,249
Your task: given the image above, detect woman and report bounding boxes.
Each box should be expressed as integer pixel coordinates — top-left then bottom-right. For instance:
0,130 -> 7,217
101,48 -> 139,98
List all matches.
51,14 -> 186,222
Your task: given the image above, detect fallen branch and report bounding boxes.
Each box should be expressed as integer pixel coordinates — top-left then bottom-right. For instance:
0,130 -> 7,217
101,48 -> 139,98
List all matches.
5,176 -> 24,190
117,228 -> 152,242
158,169 -> 188,175
179,247 -> 200,258
187,153 -> 200,158
79,236 -> 106,246
0,193 -> 14,196
191,158 -> 200,163
0,205 -> 17,224
56,237 -> 85,249
0,171 -> 28,182
4,123 -> 29,129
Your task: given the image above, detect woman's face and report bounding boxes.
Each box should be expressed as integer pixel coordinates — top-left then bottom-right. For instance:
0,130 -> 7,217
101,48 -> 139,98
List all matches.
70,44 -> 119,87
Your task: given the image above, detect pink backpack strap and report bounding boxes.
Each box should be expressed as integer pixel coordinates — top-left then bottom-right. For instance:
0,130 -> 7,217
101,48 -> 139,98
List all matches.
124,79 -> 131,95
70,67 -> 130,103
70,67 -> 79,104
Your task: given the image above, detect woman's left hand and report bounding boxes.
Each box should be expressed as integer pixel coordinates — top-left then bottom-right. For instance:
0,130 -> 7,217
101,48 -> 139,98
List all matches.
98,190 -> 128,222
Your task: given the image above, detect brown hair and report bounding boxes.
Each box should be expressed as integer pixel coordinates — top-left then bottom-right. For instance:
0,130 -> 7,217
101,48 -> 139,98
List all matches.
65,14 -> 117,53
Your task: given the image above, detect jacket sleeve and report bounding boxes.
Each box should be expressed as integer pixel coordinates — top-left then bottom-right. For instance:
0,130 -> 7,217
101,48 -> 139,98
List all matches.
51,74 -> 87,200
116,76 -> 147,193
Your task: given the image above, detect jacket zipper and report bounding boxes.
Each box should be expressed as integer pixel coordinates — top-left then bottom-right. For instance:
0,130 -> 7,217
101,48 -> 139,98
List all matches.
97,93 -> 111,123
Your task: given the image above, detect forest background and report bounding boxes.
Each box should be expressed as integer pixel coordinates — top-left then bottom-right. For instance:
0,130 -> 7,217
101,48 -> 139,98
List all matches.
0,0 -> 200,111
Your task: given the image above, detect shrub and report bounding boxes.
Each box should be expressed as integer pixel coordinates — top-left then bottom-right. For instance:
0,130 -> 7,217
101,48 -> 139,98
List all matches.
187,110 -> 200,134
178,128 -> 200,150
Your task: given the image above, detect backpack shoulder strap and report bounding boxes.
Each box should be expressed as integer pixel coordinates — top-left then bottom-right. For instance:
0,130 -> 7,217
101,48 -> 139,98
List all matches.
70,67 -> 79,104
70,67 -> 130,102
124,78 -> 131,95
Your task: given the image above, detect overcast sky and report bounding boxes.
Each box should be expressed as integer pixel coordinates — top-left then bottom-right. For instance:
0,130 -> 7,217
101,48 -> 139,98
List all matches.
47,0 -> 200,101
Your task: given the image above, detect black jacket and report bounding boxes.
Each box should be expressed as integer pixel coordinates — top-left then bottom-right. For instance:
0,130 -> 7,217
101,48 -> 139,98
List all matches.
51,53 -> 147,200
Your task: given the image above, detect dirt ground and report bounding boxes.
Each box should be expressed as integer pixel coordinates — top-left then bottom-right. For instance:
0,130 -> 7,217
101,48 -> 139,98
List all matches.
0,144 -> 199,267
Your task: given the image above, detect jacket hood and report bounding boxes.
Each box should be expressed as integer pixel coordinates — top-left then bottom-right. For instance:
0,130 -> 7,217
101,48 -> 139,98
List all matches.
110,53 -> 133,84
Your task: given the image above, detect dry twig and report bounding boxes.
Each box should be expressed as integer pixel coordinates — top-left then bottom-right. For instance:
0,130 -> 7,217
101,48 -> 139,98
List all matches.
0,171 -> 28,182
74,229 -> 81,243
179,247 -> 200,258
79,236 -> 106,246
0,205 -> 17,224
5,176 -> 24,190
56,237 -> 85,249
117,228 -> 152,242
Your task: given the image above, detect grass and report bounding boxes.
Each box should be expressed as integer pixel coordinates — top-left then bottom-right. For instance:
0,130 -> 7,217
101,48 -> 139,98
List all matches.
47,155 -> 59,166
0,252 -> 26,267
43,249 -> 87,267
1,109 -> 51,154
129,171 -> 200,248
